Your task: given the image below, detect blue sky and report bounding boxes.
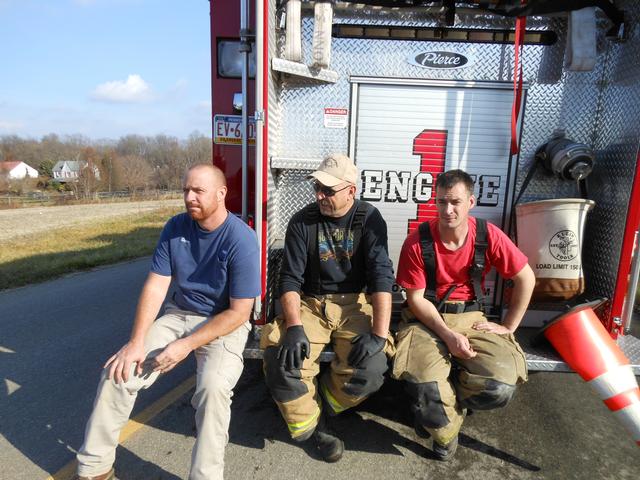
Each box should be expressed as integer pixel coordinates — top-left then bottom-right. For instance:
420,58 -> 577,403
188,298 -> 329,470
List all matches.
0,0 -> 212,140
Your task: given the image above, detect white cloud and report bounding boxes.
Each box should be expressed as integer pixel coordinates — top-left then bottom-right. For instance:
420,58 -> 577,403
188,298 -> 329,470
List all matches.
91,74 -> 154,103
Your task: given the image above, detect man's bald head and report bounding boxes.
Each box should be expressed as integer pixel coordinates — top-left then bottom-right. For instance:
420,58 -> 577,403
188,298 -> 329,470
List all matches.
184,163 -> 227,188
183,164 -> 228,228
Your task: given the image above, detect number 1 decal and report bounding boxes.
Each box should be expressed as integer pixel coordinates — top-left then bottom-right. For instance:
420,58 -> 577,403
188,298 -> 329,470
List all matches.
407,129 -> 448,233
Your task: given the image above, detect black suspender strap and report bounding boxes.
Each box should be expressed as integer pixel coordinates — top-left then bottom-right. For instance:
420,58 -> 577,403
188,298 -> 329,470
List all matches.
419,218 -> 489,310
304,203 -> 321,291
351,201 -> 369,254
470,218 -> 488,309
418,221 -> 437,301
304,203 -> 320,257
436,285 -> 458,312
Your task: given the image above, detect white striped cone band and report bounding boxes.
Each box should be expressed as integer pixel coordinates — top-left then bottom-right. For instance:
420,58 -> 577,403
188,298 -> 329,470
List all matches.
587,364 -> 638,400
610,399 -> 640,444
591,368 -> 640,447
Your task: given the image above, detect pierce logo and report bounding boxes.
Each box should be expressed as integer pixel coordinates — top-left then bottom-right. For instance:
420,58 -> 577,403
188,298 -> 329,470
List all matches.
410,51 -> 470,69
549,230 -> 579,262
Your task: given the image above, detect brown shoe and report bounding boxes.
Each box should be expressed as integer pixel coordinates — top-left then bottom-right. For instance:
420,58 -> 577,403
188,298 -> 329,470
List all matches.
74,468 -> 115,480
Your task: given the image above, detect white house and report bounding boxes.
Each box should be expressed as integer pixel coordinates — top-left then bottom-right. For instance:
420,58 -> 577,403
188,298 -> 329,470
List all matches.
0,161 -> 39,179
52,160 -> 100,183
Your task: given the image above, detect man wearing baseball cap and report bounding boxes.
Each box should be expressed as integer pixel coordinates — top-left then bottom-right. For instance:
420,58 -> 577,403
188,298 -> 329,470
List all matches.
261,153 -> 395,462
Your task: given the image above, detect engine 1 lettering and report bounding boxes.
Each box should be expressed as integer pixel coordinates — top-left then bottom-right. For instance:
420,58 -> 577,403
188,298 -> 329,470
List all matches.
360,169 -> 501,207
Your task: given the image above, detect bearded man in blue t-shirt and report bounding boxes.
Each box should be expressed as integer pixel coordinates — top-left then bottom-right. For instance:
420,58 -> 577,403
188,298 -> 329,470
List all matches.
75,164 -> 261,480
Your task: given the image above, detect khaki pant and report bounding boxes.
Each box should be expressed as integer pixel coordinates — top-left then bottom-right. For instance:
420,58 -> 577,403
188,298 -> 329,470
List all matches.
261,293 -> 395,439
392,309 -> 527,445
77,304 -> 249,480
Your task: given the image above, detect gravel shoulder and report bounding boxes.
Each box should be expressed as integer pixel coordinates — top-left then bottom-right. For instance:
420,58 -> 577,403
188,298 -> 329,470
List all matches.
0,199 -> 183,242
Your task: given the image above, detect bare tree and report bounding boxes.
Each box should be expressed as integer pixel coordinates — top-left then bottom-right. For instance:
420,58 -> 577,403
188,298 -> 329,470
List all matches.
116,135 -> 148,158
99,149 -> 117,193
0,174 -> 9,193
184,131 -> 212,166
77,147 -> 101,198
147,135 -> 184,190
113,155 -> 153,194
0,177 -> 36,195
1,132 -> 213,195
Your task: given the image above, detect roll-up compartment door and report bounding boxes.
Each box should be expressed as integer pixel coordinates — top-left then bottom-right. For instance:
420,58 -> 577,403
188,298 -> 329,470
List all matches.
351,79 -> 522,306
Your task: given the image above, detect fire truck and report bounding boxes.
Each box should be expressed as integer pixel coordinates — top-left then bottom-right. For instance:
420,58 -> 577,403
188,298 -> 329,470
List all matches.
209,0 -> 640,377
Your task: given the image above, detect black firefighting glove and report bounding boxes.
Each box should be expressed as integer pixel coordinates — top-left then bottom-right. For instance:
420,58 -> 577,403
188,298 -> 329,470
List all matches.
348,333 -> 386,368
277,325 -> 310,371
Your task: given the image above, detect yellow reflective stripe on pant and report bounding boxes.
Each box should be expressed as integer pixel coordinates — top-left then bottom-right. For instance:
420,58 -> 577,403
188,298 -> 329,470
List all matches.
321,381 -> 348,414
261,295 -> 394,439
287,405 -> 321,435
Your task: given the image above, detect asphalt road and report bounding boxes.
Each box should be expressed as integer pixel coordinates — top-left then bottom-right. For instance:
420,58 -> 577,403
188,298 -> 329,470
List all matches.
124,364 -> 640,480
0,258 -> 193,480
1,260 -> 639,480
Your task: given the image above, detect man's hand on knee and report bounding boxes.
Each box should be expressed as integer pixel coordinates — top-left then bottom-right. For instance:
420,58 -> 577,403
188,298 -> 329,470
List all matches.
277,325 -> 310,371
348,333 -> 386,368
443,331 -> 476,360
151,338 -> 193,374
104,341 -> 146,384
472,321 -> 513,335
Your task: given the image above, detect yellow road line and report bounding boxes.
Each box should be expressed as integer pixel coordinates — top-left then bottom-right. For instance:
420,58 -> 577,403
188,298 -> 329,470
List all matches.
45,375 -> 196,480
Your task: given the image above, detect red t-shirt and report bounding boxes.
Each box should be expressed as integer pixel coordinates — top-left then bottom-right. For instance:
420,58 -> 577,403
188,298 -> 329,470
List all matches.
396,217 -> 528,301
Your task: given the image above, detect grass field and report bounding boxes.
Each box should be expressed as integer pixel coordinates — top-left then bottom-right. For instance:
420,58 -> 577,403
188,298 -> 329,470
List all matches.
0,206 -> 182,290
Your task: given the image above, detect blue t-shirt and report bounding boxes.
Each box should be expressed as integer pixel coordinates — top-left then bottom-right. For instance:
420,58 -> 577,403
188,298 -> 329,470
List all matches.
151,212 -> 261,316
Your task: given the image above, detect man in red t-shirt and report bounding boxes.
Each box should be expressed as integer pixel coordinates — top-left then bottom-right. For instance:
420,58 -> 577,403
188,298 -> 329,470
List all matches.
392,169 -> 534,461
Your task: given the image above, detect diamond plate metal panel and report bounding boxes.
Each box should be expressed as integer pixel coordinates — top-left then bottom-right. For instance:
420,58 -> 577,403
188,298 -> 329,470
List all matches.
273,169 -> 316,240
580,0 -> 640,318
617,334 -> 640,374
271,157 -> 322,169
516,328 -> 573,373
265,3 -> 640,331
273,11 -> 565,162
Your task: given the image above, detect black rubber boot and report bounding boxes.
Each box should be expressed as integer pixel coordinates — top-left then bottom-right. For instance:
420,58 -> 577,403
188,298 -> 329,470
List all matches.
414,419 -> 431,439
433,435 -> 458,462
311,413 -> 344,462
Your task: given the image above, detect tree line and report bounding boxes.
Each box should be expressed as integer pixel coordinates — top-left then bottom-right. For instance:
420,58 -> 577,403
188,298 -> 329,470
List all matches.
0,132 -> 212,196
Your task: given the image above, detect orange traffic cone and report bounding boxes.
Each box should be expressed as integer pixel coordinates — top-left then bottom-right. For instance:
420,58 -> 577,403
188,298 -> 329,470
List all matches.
542,305 -> 640,447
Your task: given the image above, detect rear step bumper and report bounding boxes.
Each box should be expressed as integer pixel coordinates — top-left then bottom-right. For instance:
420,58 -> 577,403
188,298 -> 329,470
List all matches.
242,327 -> 640,373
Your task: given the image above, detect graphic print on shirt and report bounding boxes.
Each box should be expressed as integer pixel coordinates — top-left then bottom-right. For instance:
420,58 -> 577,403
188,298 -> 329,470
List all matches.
318,225 -> 354,265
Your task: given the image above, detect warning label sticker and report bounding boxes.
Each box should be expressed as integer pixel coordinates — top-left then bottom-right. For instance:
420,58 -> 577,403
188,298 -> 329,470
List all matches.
323,108 -> 348,129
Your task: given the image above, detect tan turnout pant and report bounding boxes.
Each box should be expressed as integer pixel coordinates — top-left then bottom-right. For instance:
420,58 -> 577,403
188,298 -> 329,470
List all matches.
261,293 -> 395,439
77,303 -> 249,480
392,309 -> 527,445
